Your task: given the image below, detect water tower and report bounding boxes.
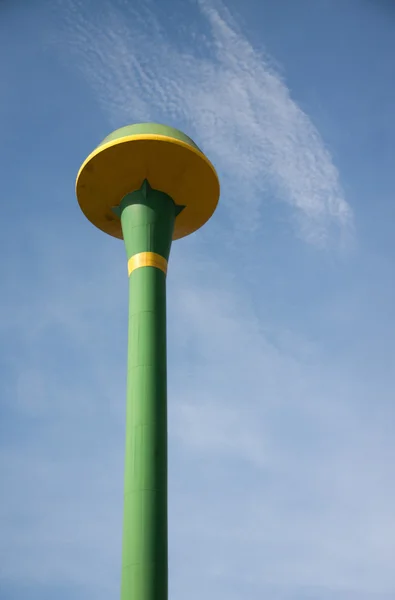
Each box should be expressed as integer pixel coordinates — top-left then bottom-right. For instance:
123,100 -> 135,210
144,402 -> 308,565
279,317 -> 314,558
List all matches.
76,123 -> 220,599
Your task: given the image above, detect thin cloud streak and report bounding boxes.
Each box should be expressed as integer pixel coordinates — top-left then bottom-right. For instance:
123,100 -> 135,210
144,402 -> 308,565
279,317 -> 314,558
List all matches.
54,0 -> 353,246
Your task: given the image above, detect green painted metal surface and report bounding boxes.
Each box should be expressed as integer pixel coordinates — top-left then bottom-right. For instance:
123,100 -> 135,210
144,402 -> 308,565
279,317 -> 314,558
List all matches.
98,122 -> 202,152
119,180 -> 177,600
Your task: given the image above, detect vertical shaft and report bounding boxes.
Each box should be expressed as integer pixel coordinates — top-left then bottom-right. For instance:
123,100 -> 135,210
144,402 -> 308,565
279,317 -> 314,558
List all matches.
119,180 -> 177,600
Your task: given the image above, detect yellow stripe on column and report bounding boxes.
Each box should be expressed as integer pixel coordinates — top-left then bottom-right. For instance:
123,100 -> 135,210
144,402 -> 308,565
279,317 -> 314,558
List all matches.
128,252 -> 168,276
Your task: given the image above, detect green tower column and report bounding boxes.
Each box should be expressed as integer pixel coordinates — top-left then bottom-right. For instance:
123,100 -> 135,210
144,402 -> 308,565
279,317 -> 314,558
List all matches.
118,181 -> 178,600
76,122 -> 220,600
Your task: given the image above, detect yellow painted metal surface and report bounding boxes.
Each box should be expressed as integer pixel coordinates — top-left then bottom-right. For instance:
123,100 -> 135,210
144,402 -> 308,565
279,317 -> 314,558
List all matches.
76,133 -> 220,240
127,252 -> 168,276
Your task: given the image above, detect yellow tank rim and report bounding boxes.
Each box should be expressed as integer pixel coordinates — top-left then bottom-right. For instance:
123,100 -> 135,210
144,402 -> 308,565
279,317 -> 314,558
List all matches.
76,132 -> 220,240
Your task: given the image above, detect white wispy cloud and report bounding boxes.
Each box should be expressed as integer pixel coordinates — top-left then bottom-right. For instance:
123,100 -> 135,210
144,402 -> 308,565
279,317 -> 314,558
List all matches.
53,0 -> 352,245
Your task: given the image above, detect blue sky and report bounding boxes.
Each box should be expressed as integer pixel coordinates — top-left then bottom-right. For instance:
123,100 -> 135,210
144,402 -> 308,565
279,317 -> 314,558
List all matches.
1,0 -> 395,598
